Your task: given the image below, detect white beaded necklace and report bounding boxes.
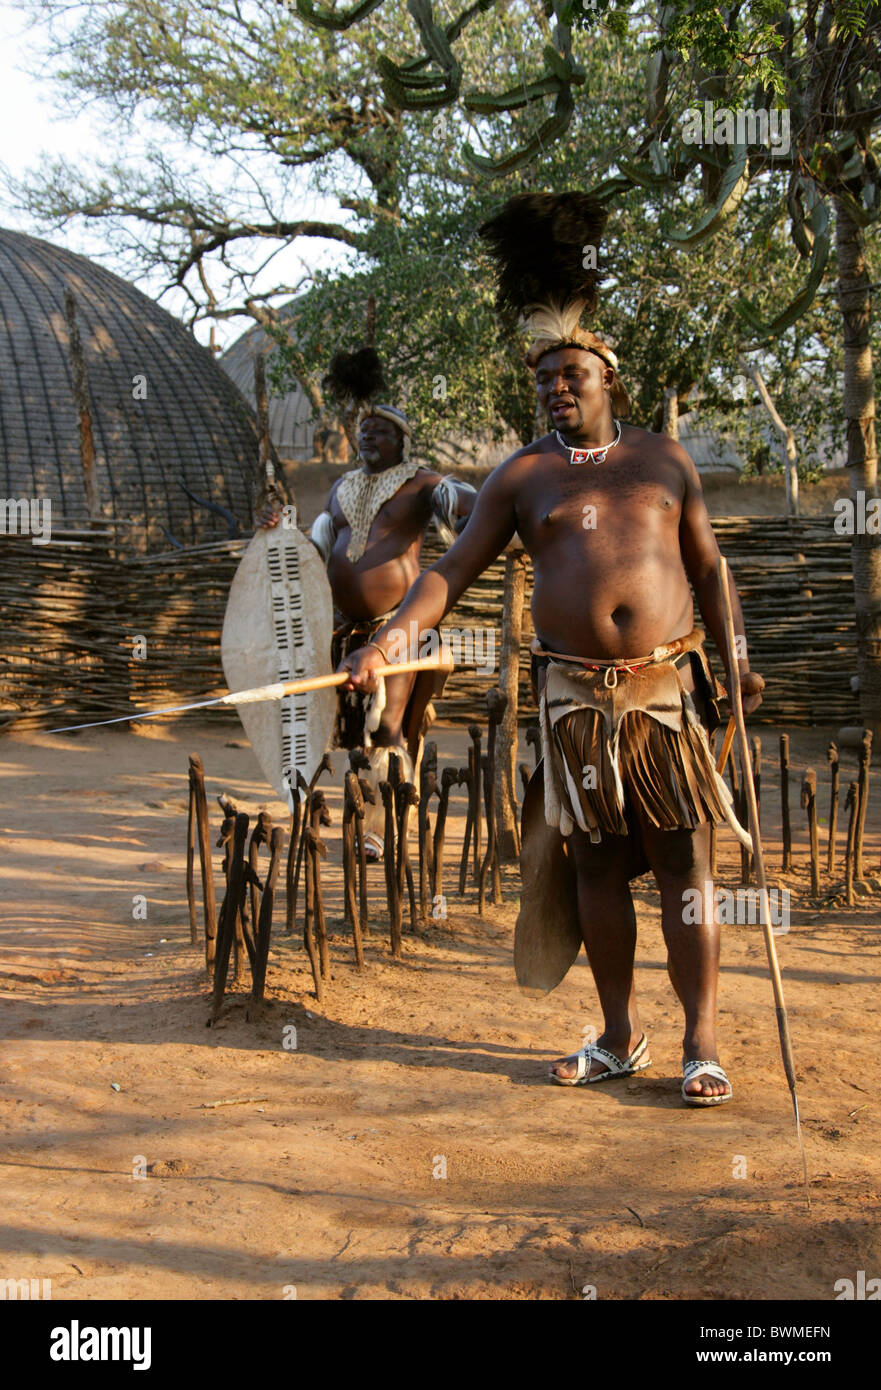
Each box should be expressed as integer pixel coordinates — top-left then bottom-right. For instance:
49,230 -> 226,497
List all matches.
555,418 -> 622,466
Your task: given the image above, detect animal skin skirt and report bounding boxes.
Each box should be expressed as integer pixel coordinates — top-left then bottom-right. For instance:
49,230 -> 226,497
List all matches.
535,630 -> 751,848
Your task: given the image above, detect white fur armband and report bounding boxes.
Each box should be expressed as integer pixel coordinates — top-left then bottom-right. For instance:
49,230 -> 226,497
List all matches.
310,510 -> 336,566
431,477 -> 476,546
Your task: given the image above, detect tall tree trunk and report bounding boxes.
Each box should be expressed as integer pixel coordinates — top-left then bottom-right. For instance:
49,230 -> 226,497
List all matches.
836,200 -> 881,735
662,385 -> 679,439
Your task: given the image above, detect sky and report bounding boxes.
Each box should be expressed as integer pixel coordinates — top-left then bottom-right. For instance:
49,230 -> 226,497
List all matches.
0,0 -> 349,352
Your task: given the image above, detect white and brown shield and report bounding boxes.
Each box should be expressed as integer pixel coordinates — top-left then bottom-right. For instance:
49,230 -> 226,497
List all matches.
221,525 -> 336,807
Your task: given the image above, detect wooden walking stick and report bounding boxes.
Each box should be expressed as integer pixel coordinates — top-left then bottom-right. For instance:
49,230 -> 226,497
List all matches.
826,742 -> 839,875
718,556 -> 809,1210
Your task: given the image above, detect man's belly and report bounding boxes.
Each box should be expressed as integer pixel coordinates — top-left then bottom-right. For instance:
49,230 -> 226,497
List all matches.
328,547 -> 420,622
531,559 -> 695,659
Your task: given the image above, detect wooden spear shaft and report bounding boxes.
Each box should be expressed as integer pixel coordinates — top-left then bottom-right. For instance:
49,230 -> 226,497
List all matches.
718,556 -> 810,1211
47,656 -> 454,734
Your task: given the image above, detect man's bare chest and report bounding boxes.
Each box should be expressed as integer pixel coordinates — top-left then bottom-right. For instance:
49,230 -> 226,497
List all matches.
518,457 -> 683,537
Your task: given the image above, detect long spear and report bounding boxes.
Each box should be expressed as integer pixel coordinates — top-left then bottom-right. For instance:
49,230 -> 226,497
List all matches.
718,555 -> 810,1211
46,655 -> 454,735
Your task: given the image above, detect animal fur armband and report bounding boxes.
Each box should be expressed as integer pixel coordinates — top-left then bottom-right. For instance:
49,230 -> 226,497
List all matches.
310,510 -> 336,566
431,478 -> 475,546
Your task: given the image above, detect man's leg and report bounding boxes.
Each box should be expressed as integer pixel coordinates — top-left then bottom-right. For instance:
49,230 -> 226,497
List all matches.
636,818 -> 730,1101
550,828 -> 646,1081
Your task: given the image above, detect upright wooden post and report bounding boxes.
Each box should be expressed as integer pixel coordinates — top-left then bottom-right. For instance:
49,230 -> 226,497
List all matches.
826,742 -> 839,875
855,730 -> 873,882
186,776 -> 198,945
801,769 -> 820,899
248,826 -> 284,1017
779,734 -> 792,873
845,782 -> 859,908
211,811 -> 249,1024
188,754 -> 217,968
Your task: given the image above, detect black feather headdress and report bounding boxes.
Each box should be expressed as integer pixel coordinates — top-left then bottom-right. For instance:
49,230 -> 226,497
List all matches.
322,346 -> 413,455
478,191 -> 608,325
323,346 -> 387,409
479,192 -> 629,414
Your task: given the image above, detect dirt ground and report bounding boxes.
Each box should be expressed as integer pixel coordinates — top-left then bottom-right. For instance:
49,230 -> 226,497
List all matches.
1,717 -> 879,1301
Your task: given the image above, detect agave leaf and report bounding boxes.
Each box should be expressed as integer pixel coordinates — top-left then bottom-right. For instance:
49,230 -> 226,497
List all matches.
664,145 -> 749,247
787,174 -> 815,258
464,76 -> 562,113
735,199 -> 831,340
618,158 -> 676,190
463,86 -> 574,177
296,0 -> 384,31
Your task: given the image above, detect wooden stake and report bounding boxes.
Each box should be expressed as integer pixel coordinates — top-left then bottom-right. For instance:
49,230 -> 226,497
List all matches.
248,825 -> 283,1017
779,734 -> 792,873
855,730 -> 873,882
469,725 -> 482,882
418,744 -> 437,921
381,780 -> 402,958
801,768 -> 820,899
188,754 -> 217,969
186,773 -> 198,945
845,781 -> 858,908
211,811 -> 248,1024
432,765 -> 459,907
826,742 -> 839,875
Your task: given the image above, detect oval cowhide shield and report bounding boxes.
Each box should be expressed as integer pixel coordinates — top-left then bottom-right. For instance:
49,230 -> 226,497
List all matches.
222,525 -> 336,807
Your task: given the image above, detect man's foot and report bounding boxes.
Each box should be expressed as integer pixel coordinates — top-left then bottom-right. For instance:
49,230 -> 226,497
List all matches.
550,1031 -> 650,1085
681,1057 -> 732,1106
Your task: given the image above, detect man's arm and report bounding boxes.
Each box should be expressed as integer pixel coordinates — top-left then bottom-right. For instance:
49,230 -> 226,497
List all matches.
340,459 -> 519,689
677,451 -> 764,714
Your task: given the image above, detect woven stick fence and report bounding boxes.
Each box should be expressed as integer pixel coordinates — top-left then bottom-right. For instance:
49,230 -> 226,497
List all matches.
0,516 -> 859,730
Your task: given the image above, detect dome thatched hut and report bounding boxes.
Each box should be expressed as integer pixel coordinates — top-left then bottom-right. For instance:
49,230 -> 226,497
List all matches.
0,228 -> 261,550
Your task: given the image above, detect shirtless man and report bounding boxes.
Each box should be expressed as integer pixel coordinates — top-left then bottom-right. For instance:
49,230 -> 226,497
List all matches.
339,345 -> 763,1102
309,402 -> 475,857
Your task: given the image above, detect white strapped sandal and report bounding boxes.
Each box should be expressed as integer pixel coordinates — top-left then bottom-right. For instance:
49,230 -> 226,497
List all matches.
681,1059 -> 733,1107
550,1033 -> 651,1086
